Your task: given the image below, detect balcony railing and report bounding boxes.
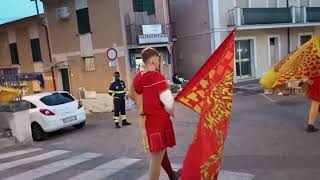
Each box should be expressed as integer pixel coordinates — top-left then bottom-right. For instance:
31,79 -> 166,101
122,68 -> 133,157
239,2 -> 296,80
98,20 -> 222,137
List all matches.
125,23 -> 176,46
229,7 -> 295,26
306,7 -> 320,22
229,6 -> 320,27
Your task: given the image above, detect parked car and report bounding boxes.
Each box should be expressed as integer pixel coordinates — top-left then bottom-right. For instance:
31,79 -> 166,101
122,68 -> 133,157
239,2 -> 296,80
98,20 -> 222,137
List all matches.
22,91 -> 86,141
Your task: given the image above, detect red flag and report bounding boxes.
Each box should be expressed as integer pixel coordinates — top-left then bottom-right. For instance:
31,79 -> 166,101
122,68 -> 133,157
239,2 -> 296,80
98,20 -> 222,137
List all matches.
175,30 -> 235,179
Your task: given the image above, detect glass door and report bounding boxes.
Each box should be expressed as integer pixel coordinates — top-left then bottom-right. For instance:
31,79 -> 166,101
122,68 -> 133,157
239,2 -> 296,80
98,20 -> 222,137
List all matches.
235,40 -> 253,79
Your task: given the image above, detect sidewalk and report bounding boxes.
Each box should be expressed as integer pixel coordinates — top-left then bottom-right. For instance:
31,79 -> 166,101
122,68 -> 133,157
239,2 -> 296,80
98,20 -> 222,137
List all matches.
81,93 -> 132,113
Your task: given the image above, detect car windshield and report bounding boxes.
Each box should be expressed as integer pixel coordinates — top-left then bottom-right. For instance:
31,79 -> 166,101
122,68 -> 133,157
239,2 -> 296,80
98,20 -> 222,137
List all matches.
40,93 -> 75,106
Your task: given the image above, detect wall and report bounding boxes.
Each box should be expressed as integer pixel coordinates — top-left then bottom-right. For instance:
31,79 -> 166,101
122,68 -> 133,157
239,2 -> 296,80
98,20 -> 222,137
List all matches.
170,0 -> 211,79
290,26 -> 316,51
43,0 -> 127,96
43,0 -> 80,55
0,31 -> 11,67
236,28 -> 290,78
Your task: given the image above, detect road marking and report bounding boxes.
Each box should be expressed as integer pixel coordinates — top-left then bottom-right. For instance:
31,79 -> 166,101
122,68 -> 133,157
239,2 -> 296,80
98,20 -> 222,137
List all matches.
0,148 -> 43,160
68,157 -> 141,180
260,93 -> 276,103
218,170 -> 254,180
4,152 -> 101,180
0,150 -> 69,171
136,165 -> 254,180
136,163 -> 182,180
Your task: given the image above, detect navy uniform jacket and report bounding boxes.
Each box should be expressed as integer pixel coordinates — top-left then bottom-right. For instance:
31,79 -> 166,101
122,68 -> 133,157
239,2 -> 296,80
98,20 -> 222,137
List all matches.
108,80 -> 126,99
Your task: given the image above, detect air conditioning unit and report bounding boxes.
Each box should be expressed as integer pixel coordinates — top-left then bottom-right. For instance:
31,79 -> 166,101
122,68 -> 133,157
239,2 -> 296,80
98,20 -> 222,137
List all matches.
56,7 -> 71,20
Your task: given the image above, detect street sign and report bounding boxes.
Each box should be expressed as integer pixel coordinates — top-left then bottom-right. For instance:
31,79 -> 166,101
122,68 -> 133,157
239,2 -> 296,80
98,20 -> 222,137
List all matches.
106,48 -> 118,61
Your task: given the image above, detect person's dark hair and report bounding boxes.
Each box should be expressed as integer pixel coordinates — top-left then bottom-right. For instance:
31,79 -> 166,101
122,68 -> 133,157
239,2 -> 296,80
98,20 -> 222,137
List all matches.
114,71 -> 120,75
141,48 -> 160,63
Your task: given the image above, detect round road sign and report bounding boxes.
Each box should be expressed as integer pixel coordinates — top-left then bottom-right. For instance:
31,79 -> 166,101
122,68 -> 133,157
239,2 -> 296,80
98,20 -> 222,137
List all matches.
107,48 -> 118,61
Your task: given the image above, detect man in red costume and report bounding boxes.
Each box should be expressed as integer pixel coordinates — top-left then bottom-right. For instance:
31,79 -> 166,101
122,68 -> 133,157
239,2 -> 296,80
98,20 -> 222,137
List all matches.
306,76 -> 320,132
129,48 -> 180,180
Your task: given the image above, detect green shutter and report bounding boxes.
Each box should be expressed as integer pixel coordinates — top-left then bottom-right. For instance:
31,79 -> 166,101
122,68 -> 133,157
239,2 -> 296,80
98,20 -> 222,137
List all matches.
133,0 -> 155,15
76,8 -> 91,34
9,43 -> 20,65
30,38 -> 42,62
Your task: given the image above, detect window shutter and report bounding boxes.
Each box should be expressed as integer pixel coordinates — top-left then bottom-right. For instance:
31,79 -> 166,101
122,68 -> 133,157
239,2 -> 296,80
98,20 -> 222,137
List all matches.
30,38 -> 42,62
76,8 -> 91,34
9,43 -> 19,65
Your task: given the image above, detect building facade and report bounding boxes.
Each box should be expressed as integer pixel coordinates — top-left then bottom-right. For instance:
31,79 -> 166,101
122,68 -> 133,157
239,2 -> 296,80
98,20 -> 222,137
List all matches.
171,0 -> 320,82
0,15 -> 55,94
41,0 -> 174,97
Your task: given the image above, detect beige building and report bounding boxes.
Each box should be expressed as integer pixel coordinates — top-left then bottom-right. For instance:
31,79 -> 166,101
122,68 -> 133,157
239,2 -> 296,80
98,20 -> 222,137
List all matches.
171,0 -> 320,82
0,15 -> 55,94
41,0 -> 174,97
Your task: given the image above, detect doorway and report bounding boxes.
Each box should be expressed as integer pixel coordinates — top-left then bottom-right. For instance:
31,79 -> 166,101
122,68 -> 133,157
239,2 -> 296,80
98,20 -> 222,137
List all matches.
59,68 -> 70,92
268,36 -> 281,67
235,39 -> 255,80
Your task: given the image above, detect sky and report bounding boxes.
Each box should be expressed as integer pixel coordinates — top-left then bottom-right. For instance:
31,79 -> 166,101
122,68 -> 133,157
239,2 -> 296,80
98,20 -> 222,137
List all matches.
0,0 -> 44,25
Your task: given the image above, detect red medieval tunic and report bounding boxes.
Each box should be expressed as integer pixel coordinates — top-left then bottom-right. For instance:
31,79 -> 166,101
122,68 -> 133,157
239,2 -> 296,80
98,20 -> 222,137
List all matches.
133,71 -> 176,152
308,76 -> 320,102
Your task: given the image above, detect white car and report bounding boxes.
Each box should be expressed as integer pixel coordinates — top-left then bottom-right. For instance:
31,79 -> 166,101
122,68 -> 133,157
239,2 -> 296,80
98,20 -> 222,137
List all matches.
22,91 -> 86,141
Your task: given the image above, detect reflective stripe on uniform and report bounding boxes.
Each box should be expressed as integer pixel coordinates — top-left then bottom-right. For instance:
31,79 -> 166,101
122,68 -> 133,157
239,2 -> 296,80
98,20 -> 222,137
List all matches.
113,116 -> 120,123
114,91 -> 125,94
121,115 -> 127,120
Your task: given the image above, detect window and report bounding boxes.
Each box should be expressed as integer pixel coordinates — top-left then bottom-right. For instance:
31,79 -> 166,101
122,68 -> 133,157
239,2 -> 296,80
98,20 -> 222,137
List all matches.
30,38 -> 42,62
133,0 -> 155,15
40,93 -> 75,106
84,57 -> 95,71
9,43 -> 19,65
76,8 -> 91,34
270,37 -> 275,45
300,34 -> 312,45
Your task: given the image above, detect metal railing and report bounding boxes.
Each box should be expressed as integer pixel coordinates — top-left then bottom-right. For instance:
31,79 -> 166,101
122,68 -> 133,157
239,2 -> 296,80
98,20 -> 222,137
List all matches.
0,68 -> 20,88
0,68 -> 21,102
229,7 -> 296,26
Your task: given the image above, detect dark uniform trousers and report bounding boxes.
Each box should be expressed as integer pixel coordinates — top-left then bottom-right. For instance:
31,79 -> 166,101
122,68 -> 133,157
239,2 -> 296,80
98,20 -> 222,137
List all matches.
113,97 -> 126,123
108,80 -> 127,124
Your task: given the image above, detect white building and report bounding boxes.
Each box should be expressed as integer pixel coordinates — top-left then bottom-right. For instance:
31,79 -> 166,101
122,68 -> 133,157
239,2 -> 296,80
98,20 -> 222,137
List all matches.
171,0 -> 320,82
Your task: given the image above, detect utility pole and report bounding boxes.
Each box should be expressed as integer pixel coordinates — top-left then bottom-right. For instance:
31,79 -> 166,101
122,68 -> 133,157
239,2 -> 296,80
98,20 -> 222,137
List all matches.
31,0 -> 40,15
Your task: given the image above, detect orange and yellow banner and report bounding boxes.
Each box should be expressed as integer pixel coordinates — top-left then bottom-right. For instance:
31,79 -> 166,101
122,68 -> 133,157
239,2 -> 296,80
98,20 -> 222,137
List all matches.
175,30 -> 235,180
260,35 -> 320,90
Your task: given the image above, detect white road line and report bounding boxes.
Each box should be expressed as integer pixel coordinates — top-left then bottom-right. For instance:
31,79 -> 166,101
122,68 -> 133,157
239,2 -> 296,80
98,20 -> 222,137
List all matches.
68,157 -> 141,180
260,93 -> 276,103
136,163 -> 183,180
219,170 -> 254,180
0,150 -> 69,171
0,148 -> 43,160
4,152 -> 102,180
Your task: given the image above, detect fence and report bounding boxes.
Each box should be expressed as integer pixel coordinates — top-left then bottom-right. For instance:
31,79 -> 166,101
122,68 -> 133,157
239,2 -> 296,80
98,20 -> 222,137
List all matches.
0,68 -> 22,101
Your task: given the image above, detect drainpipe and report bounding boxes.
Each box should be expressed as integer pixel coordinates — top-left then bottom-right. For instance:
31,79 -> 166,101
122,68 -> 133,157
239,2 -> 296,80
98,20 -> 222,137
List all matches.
287,0 -> 291,54
42,20 -> 57,91
167,0 -> 177,75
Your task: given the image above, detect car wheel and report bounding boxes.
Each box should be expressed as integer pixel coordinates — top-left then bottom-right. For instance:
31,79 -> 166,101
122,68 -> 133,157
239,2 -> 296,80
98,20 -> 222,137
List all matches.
73,121 -> 85,129
31,123 -> 48,141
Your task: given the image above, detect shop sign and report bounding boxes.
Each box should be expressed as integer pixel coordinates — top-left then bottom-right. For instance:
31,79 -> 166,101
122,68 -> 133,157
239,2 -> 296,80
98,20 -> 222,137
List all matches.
138,34 -> 169,44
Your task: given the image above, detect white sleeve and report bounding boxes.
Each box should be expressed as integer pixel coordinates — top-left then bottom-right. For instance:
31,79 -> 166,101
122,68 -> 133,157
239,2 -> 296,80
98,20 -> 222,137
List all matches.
159,89 -> 174,116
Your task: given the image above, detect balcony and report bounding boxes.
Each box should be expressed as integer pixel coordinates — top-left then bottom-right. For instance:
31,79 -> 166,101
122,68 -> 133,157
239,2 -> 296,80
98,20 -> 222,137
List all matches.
229,7 -> 320,30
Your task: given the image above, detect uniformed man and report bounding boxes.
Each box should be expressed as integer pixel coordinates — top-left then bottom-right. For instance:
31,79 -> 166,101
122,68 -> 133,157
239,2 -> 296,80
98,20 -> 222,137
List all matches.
109,72 -> 131,128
